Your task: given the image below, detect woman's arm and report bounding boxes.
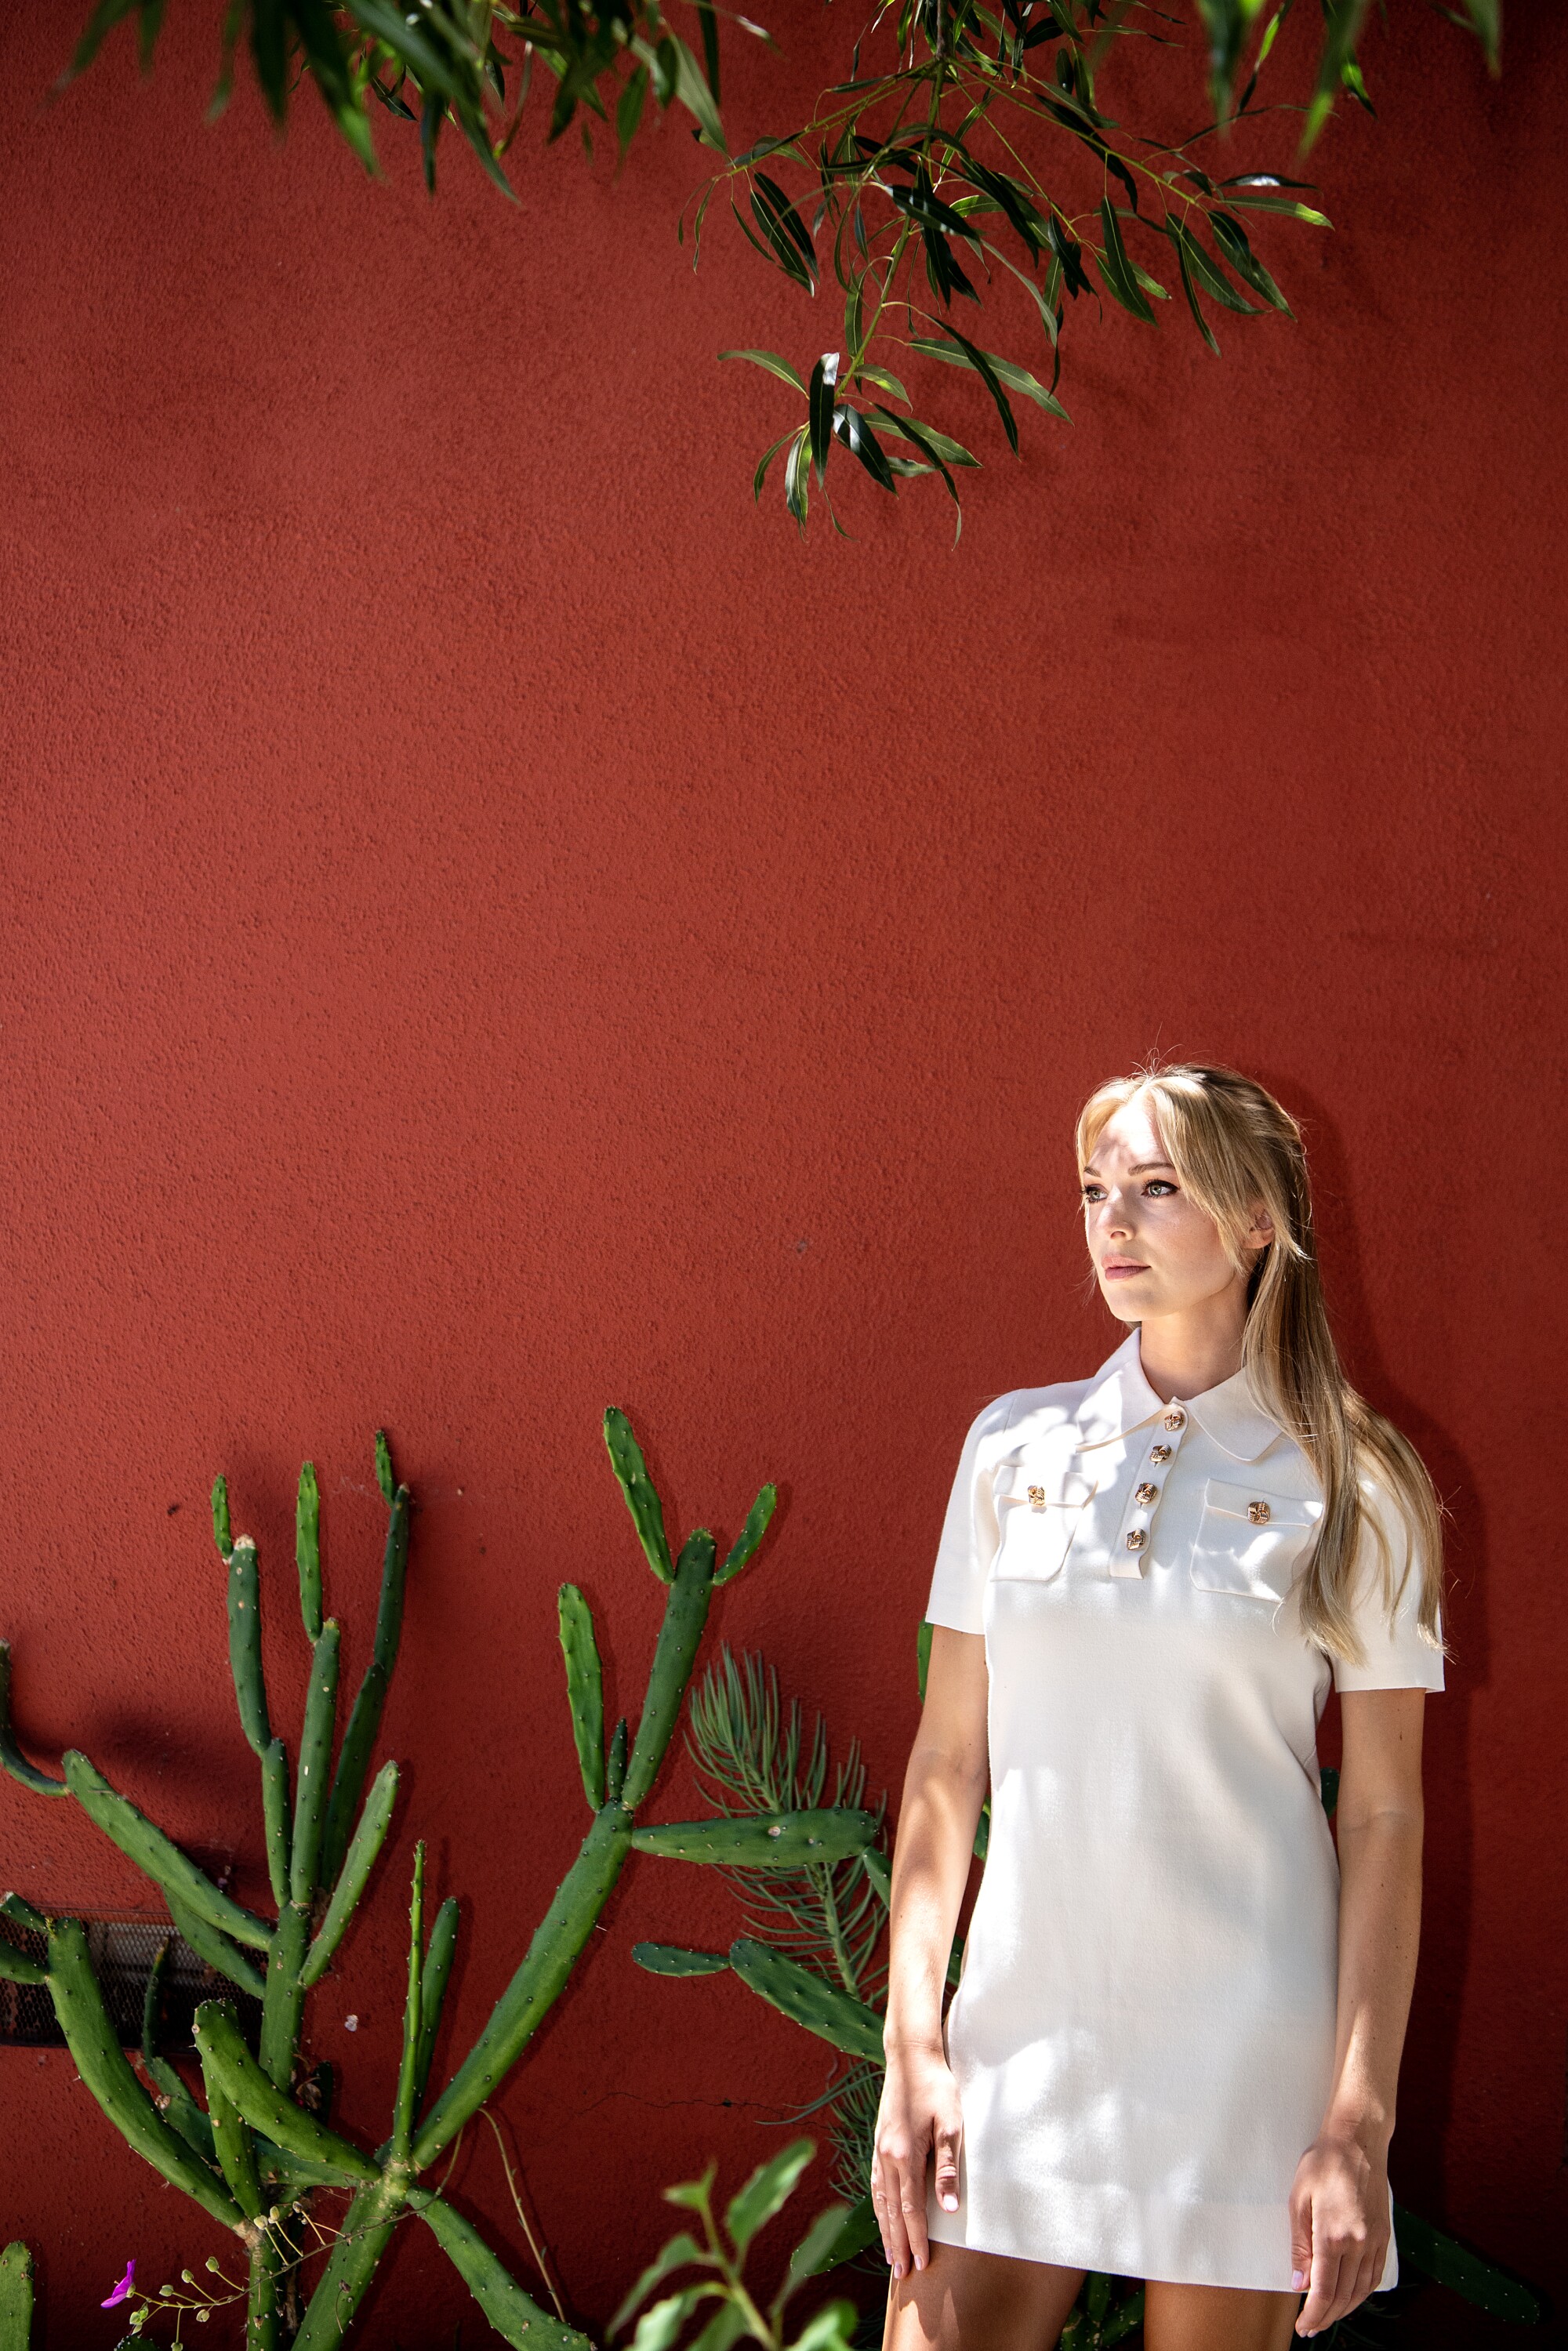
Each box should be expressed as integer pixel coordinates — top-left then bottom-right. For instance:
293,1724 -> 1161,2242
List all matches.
1291,1687 -> 1427,2338
872,1626 -> 990,2279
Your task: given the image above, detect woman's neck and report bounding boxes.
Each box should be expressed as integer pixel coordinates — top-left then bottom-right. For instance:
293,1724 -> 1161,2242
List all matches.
1133,1300 -> 1248,1404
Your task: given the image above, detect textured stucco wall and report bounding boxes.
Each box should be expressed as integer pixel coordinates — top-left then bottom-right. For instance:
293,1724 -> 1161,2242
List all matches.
0,2 -> 1563,2342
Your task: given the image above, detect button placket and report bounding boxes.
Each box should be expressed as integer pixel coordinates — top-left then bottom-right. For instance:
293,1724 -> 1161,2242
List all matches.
1109,1406 -> 1188,1578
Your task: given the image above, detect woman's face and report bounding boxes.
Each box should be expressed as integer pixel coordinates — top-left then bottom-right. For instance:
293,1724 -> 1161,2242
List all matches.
1080,1094 -> 1264,1327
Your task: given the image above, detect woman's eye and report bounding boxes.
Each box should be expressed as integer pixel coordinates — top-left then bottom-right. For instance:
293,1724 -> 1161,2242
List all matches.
1080,1185 -> 1105,1203
1144,1181 -> 1177,1197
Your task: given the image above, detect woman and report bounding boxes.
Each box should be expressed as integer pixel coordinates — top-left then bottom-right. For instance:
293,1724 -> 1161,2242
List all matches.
873,1065 -> 1444,2351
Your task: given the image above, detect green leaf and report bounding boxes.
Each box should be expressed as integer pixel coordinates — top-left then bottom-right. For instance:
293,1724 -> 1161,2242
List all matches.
720,350 -> 807,395
1095,196 -> 1156,323
1171,227 -> 1220,354
632,2289 -> 724,2351
725,2136 -> 816,2255
65,0 -> 142,79
1219,194 -> 1332,225
695,0 -> 721,101
833,406 -> 898,494
808,352 -> 839,482
908,336 -> 1069,421
919,324 -> 1019,452
784,429 -> 811,533
1169,220 -> 1258,313
632,1942 -> 731,1976
609,2233 -> 711,2335
667,34 -> 726,151
752,430 -> 796,502
1209,210 -> 1294,313
852,362 -> 909,403
617,63 -> 649,158
785,2305 -> 858,2351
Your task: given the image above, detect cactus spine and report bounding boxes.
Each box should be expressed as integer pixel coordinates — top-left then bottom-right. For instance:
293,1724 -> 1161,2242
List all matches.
0,1411 -> 876,2350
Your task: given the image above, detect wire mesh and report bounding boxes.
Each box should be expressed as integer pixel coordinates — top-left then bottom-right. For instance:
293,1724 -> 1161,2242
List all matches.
0,1916 -> 263,2050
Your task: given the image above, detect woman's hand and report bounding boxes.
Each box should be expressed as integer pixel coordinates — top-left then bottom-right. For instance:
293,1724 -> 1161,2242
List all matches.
1287,2129 -> 1391,2337
871,2041 -> 964,2280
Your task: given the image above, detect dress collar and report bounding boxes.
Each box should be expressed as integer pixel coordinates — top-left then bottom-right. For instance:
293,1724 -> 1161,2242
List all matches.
1073,1328 -> 1283,1464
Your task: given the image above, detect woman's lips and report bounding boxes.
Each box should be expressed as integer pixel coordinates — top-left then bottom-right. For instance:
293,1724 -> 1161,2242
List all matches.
1102,1261 -> 1149,1279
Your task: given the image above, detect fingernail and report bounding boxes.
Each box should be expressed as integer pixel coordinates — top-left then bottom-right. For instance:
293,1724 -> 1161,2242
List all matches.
1291,2271 -> 1306,2289
942,2195 -> 958,2210
913,2255 -> 925,2272
892,2262 -> 903,2280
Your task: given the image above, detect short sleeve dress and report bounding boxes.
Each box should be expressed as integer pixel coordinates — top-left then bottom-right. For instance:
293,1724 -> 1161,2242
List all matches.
922,1330 -> 1443,2294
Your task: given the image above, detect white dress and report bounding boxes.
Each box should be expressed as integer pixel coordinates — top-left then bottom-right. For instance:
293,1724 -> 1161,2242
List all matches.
923,1331 -> 1443,2293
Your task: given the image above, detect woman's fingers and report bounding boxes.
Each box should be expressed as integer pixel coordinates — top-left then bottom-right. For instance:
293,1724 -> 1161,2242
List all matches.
1296,2244 -> 1345,2338
932,2118 -> 961,2214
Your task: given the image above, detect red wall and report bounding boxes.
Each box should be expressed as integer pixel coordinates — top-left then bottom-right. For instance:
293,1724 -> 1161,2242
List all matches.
1,2 -> 1563,2341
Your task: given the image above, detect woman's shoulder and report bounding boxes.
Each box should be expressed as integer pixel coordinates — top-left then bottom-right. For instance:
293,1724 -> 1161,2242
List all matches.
955,1371 -> 1102,1460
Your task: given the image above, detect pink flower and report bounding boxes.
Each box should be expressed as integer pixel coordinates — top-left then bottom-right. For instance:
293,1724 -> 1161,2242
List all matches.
101,2261 -> 136,2309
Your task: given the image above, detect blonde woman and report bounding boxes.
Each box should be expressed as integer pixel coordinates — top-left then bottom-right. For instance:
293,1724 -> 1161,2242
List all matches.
873,1065 -> 1444,2351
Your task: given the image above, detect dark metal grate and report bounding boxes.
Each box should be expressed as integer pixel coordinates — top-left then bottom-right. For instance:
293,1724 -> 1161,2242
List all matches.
0,1917 -> 263,2050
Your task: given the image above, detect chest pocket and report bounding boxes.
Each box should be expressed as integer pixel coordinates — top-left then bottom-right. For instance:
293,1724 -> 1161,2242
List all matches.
1189,1479 -> 1320,1603
992,1457 -> 1097,1584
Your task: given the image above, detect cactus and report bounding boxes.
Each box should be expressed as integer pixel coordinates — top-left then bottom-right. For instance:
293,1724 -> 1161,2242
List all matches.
0,1414 -> 877,2350
0,2245 -> 34,2351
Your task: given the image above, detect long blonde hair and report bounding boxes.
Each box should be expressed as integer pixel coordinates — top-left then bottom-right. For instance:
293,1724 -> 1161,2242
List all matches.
1076,1063 -> 1445,1663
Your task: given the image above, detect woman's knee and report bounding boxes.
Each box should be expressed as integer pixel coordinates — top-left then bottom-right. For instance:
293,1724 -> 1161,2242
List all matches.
882,2242 -> 1086,2351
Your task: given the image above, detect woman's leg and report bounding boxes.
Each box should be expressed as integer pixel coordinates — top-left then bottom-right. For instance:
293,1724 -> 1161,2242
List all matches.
1143,2280 -> 1301,2351
882,2242 -> 1085,2351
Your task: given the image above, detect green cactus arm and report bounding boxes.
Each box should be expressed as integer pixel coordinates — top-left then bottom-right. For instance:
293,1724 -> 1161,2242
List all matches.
319,1660 -> 387,1891
261,1737 -> 292,1909
604,1409 -> 675,1584
212,1475 -> 233,1562
713,1485 -> 777,1587
297,1462 -> 324,1642
391,1845 -> 426,2161
165,1892 -> 267,2001
199,2052 -> 266,2221
0,2242 -> 34,2351
622,1532 -> 717,1812
289,1620 -> 342,1905
604,1715 -> 628,1804
300,1760 -> 400,1990
319,1480 -> 410,1888
412,1896 -> 459,2113
0,1892 -> 46,1934
258,1899 -> 310,2090
256,2137 -> 364,2191
1392,2202 -> 1548,2321
0,1939 -> 45,1986
727,1939 -> 885,2064
411,2190 -> 593,2351
137,1955 -> 215,2154
290,2177 -> 405,2351
0,1644 -> 66,1798
60,1751 -> 271,1949
412,1805 -> 633,2169
226,1537 -> 272,1758
631,1943 -> 731,1976
630,1810 -> 880,1867
557,1584 -> 606,1811
194,2001 -> 379,2183
782,2195 -> 877,2294
375,1429 -> 397,1506
45,1921 -> 244,2232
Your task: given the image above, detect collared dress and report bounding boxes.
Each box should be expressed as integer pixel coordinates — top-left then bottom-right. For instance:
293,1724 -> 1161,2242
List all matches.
923,1330 -> 1444,2294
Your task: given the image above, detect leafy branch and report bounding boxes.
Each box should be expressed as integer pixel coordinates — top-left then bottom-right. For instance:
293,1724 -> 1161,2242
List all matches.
56,0 -> 1506,532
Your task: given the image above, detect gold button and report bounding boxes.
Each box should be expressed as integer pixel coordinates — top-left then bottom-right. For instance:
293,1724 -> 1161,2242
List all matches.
1027,1485 -> 1046,1511
1149,1444 -> 1172,1465
1125,1528 -> 1147,1552
1247,1500 -> 1272,1525
1163,1409 -> 1185,1431
1135,1482 -> 1158,1507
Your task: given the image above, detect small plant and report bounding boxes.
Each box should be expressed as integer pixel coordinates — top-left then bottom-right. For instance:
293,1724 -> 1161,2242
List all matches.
0,1416 -> 878,2350
611,2139 -> 862,2351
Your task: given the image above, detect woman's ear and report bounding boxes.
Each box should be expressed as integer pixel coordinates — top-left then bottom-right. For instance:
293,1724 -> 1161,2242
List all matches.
1243,1203 -> 1276,1253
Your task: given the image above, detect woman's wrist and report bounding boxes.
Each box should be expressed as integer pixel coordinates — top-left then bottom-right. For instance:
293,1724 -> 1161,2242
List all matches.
883,2024 -> 946,2061
1318,2097 -> 1394,2156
